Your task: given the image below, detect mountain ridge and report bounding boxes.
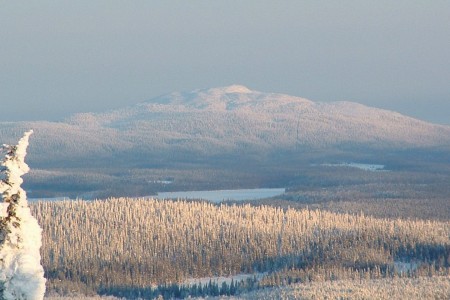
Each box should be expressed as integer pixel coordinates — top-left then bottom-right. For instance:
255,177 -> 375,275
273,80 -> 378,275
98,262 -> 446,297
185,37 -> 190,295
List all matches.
2,85 -> 450,198
64,85 -> 450,147
2,85 -> 450,163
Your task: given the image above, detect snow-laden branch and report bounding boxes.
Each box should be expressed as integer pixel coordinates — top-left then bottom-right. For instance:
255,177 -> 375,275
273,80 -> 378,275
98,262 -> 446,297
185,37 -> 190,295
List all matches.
0,130 -> 46,300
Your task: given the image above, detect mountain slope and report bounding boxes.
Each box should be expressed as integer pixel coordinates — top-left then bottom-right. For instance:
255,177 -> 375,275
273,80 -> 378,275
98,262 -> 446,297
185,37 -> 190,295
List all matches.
63,85 -> 450,152
2,85 -> 450,198
2,85 -> 450,160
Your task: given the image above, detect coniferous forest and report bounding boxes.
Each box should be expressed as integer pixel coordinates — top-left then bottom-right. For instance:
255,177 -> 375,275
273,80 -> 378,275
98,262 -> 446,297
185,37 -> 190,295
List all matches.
3,1 -> 450,298
30,198 -> 450,298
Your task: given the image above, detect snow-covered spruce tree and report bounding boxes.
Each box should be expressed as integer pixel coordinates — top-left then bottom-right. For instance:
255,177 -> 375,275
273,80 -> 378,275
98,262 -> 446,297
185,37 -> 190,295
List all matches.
0,131 -> 45,300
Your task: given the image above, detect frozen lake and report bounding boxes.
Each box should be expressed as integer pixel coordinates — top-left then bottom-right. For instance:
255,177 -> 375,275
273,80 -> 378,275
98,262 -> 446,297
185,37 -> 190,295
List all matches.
321,162 -> 385,171
28,196 -> 71,202
156,188 -> 285,203
29,188 -> 285,203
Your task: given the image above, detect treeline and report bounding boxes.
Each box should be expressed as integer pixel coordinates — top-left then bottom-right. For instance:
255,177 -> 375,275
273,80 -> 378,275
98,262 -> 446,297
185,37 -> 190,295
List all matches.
97,277 -> 258,299
30,198 -> 450,297
100,266 -> 450,300
267,163 -> 450,221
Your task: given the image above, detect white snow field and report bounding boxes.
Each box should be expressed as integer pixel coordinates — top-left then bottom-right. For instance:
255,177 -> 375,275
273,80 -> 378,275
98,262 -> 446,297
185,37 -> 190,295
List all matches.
322,162 -> 386,171
156,188 -> 285,202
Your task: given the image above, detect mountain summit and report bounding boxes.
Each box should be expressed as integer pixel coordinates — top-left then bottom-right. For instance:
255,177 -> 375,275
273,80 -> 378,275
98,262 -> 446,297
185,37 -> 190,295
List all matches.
2,85 -> 450,163
64,85 -> 450,149
206,85 -> 253,94
2,85 -> 450,198
138,85 -> 312,112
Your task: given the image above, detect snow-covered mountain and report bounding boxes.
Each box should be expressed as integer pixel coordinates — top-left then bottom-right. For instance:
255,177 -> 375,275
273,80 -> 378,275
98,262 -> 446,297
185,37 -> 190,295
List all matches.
2,85 -> 450,198
2,85 -> 450,163
64,85 -> 450,149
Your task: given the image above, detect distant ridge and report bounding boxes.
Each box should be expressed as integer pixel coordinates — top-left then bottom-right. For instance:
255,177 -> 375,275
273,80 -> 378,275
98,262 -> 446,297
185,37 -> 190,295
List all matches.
2,85 -> 450,198
1,85 -> 450,163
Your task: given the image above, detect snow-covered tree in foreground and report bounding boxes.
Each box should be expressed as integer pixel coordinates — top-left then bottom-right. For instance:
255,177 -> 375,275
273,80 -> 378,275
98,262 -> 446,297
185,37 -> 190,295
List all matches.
0,131 -> 46,300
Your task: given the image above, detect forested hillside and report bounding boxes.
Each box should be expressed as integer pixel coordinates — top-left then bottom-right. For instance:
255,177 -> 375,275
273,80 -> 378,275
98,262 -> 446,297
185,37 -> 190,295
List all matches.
3,86 -> 450,162
30,198 -> 450,298
2,86 -> 450,198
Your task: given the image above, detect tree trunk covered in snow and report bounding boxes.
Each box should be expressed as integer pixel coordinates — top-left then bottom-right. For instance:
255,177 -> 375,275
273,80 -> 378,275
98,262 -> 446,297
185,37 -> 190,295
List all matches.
0,131 -> 46,300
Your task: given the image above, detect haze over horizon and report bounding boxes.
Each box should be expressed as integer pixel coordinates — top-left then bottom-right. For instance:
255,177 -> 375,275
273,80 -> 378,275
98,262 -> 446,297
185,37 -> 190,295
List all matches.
1,1 -> 449,125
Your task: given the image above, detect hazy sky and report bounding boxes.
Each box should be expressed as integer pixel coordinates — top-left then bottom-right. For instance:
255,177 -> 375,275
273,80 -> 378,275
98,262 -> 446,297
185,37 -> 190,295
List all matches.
1,1 -> 449,124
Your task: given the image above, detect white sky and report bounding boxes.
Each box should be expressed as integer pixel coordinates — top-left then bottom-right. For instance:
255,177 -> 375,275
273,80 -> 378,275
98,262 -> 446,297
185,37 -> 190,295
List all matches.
1,1 -> 449,124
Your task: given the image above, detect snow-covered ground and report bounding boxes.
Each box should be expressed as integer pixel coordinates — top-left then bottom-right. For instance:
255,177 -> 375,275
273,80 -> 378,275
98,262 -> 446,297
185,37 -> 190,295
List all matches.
28,197 -> 72,202
394,261 -> 420,274
44,275 -> 450,299
30,188 -> 285,203
45,297 -> 121,300
218,276 -> 450,300
156,188 -> 285,203
322,162 -> 386,171
183,272 -> 267,288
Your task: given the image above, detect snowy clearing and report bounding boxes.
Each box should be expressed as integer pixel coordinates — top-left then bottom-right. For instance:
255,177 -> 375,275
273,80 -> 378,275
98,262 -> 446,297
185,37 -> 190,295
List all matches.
184,272 -> 267,288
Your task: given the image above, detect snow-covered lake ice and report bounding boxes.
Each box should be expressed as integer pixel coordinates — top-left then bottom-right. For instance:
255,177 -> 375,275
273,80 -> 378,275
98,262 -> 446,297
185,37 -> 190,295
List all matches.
29,188 -> 285,203
156,188 -> 285,203
28,197 -> 72,202
321,162 -> 385,171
